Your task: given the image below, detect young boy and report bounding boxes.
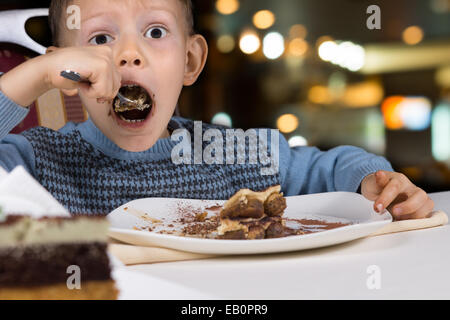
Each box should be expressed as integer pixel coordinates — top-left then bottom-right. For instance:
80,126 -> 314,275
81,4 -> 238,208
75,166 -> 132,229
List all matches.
0,0 -> 434,219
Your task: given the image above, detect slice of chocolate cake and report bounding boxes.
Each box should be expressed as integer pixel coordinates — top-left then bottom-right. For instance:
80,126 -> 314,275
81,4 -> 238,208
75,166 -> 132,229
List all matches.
0,214 -> 118,300
217,185 -> 287,239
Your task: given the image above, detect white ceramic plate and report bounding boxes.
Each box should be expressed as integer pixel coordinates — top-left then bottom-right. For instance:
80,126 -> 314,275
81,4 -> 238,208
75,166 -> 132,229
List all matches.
107,192 -> 392,255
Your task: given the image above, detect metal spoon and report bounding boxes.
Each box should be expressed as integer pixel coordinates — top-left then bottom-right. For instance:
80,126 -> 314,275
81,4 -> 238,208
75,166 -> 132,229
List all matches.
60,70 -> 138,106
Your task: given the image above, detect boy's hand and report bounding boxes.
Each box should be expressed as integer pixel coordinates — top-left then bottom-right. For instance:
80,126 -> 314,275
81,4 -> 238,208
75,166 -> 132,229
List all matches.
0,45 -> 121,107
361,170 -> 434,220
44,46 -> 121,104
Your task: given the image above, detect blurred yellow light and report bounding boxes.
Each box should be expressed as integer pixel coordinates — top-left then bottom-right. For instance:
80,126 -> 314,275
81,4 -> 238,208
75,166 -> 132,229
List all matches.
342,81 -> 384,108
402,26 -> 424,45
216,0 -> 239,15
289,24 -> 307,39
315,35 -> 334,48
308,85 -> 333,104
435,65 -> 450,88
217,35 -> 235,53
277,114 -> 299,133
239,32 -> 260,54
381,96 -> 404,129
253,10 -> 275,29
288,38 -> 308,57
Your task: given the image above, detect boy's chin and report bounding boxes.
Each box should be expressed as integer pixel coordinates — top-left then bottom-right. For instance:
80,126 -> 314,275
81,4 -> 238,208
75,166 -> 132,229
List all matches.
109,130 -> 162,152
105,110 -> 165,151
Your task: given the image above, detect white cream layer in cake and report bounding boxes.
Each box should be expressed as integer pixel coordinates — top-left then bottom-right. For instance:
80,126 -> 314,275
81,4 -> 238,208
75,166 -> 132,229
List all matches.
0,216 -> 110,248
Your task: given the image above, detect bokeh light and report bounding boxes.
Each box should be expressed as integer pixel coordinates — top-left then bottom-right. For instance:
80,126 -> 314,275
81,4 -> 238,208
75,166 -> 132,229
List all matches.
288,38 -> 308,57
318,40 -> 365,71
212,112 -> 233,127
381,96 -> 431,130
381,96 -> 405,129
308,85 -> 333,104
342,81 -> 384,108
400,97 -> 431,130
289,24 -> 307,39
432,102 -> 450,162
318,40 -> 337,62
288,135 -> 308,147
239,31 -> 260,54
217,34 -> 235,53
402,26 -> 424,45
263,32 -> 285,60
276,114 -> 299,133
315,35 -> 334,48
253,10 -> 275,30
216,0 -> 240,15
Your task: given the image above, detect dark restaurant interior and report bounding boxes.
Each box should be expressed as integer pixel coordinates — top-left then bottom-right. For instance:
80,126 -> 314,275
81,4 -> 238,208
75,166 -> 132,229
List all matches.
0,0 -> 449,192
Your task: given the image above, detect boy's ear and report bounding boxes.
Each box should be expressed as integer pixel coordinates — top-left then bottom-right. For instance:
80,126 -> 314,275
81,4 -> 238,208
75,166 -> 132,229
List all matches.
184,35 -> 208,86
46,46 -> 78,96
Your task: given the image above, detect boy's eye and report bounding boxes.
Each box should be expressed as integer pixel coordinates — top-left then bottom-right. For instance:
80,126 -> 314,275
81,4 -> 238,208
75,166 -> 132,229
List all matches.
89,34 -> 114,45
144,27 -> 167,39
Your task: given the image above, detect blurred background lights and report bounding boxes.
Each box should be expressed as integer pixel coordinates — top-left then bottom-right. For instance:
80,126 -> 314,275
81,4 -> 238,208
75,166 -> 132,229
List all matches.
344,44 -> 365,71
318,40 -> 337,61
432,102 -> 450,162
289,24 -> 307,39
331,41 -> 353,66
400,97 -> 431,130
239,31 -> 260,54
381,96 -> 431,130
211,112 -> 233,127
216,0 -> 240,15
402,26 -> 424,45
288,38 -> 308,57
288,135 -> 308,147
308,85 -> 333,104
315,35 -> 334,48
435,65 -> 450,88
318,40 -> 365,71
217,34 -> 235,53
276,114 -> 299,133
342,81 -> 384,108
263,32 -> 285,60
381,96 -> 405,129
253,10 -> 276,30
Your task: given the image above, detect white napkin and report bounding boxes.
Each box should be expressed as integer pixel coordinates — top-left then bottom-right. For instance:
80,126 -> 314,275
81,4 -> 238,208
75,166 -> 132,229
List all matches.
0,166 -> 70,218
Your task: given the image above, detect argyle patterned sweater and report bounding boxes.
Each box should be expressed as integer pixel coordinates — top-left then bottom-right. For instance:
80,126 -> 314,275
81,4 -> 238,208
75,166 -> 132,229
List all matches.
0,90 -> 393,215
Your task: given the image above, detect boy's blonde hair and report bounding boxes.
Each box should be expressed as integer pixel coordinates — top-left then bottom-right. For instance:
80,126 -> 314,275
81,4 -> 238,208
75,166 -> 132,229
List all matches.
49,0 -> 194,47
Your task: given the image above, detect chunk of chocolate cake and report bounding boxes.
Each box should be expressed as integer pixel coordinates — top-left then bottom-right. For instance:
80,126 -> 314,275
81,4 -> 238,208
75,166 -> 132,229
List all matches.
217,185 -> 287,239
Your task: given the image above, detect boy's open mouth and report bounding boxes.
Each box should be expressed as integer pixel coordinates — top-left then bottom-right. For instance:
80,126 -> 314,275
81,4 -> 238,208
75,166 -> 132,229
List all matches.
113,85 -> 153,123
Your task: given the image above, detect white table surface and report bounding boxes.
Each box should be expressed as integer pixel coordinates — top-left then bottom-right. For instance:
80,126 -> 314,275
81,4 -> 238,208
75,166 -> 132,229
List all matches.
118,191 -> 450,300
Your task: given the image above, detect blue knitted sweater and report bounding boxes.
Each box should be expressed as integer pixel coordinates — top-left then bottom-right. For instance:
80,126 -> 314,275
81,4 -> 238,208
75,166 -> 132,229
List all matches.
0,90 -> 393,214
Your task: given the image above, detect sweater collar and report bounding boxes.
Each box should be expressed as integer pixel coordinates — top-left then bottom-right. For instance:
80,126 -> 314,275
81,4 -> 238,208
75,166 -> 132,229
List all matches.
76,118 -> 183,161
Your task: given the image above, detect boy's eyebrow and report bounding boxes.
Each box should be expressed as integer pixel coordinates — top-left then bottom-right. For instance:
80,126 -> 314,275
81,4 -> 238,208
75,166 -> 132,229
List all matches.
81,12 -> 109,24
81,7 -> 177,24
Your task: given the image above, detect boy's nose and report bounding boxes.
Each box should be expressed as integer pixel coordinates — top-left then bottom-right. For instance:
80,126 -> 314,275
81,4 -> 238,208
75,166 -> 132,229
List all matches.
118,54 -> 142,67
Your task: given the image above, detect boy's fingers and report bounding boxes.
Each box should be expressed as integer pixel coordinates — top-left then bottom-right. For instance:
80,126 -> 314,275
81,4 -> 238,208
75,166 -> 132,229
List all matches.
391,188 -> 429,216
375,170 -> 390,188
394,198 -> 434,221
374,178 -> 404,212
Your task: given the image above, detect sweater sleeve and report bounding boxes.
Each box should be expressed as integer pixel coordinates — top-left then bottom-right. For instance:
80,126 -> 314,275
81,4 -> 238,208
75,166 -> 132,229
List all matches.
278,132 -> 394,196
0,90 -> 36,174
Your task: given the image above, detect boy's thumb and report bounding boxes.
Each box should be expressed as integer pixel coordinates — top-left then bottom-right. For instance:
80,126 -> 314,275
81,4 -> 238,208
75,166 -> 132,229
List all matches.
375,170 -> 389,187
